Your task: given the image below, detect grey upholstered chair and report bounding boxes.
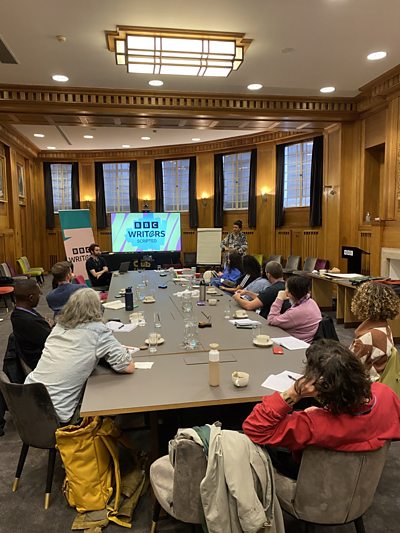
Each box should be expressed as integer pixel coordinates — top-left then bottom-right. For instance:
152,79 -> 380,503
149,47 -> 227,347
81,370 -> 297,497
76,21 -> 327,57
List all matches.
274,444 -> 390,532
150,438 -> 207,532
302,257 -> 317,272
283,255 -> 301,274
0,371 -> 60,509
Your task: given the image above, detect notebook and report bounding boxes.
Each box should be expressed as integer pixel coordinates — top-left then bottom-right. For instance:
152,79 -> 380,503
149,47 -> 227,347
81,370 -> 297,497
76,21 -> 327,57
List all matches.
118,262 -> 130,274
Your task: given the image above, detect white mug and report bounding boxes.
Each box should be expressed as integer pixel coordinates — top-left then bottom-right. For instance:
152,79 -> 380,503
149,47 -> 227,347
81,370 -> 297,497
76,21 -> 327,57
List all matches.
232,371 -> 250,387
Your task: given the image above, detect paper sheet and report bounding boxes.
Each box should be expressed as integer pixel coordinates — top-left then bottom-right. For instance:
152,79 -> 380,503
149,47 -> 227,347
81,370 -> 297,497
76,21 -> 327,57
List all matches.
134,362 -> 154,369
102,300 -> 125,310
107,321 -> 136,332
229,318 -> 261,326
271,336 -> 310,350
261,370 -> 303,392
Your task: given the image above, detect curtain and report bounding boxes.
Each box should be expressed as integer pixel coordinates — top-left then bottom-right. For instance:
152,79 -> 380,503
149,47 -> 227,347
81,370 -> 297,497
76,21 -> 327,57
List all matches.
248,149 -> 257,228
94,162 -> 107,229
71,162 -> 80,209
43,162 -> 55,229
214,154 -> 224,227
154,159 -> 164,212
188,156 -> 198,228
275,145 -> 285,228
309,136 -> 324,227
129,160 -> 139,212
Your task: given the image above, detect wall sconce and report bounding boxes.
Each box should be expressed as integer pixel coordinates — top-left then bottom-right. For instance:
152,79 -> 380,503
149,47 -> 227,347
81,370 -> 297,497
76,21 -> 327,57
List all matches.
201,194 -> 208,207
84,195 -> 92,209
324,185 -> 337,196
261,189 -> 268,202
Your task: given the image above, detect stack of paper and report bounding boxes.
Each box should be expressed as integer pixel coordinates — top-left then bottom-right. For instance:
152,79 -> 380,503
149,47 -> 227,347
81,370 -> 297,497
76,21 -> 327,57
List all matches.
271,337 -> 310,350
102,300 -> 125,310
229,318 -> 261,328
107,321 -> 136,333
261,370 -> 303,391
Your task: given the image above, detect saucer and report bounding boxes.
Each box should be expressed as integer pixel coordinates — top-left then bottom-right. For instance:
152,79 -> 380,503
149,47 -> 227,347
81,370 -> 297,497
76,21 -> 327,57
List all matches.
143,297 -> 156,303
234,312 -> 248,319
207,289 -> 218,294
253,339 -> 273,348
145,337 -> 165,345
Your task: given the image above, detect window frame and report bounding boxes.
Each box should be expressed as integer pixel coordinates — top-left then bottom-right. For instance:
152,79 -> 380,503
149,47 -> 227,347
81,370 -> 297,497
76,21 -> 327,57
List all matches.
50,163 -> 73,213
282,140 -> 313,209
222,150 -> 251,211
161,157 -> 190,212
103,161 -> 131,213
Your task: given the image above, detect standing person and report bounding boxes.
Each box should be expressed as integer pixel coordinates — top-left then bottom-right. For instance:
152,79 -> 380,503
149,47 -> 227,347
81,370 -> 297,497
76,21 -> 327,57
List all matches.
350,281 -> 400,380
267,275 -> 321,343
210,252 -> 243,288
46,261 -> 85,316
86,243 -> 112,288
243,340 -> 400,480
25,288 -> 135,424
10,279 -> 52,369
220,220 -> 248,264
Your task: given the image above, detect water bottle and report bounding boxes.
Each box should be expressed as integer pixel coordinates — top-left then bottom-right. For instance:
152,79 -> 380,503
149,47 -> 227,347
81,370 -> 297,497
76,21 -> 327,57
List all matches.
199,279 -> 206,303
125,286 -> 134,311
208,343 -> 220,387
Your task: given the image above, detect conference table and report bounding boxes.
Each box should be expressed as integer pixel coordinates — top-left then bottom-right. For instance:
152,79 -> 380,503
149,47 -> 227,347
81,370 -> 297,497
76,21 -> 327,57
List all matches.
80,270 -> 306,455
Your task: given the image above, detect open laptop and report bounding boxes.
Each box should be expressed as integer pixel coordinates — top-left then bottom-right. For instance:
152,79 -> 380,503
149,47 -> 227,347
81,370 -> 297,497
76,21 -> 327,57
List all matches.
118,261 -> 130,274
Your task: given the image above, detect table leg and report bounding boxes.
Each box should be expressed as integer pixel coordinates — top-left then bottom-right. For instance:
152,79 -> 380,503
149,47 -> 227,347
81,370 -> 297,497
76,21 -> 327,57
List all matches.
336,285 -> 345,324
149,411 -> 160,463
311,278 -> 333,310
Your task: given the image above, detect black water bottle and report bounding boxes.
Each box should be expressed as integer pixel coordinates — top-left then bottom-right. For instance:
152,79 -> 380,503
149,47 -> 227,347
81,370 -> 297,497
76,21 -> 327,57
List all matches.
199,279 -> 206,303
125,286 -> 134,311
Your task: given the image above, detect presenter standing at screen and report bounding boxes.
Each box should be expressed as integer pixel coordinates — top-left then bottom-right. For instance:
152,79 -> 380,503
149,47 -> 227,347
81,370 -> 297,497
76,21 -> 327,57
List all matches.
220,220 -> 248,264
86,243 -> 112,288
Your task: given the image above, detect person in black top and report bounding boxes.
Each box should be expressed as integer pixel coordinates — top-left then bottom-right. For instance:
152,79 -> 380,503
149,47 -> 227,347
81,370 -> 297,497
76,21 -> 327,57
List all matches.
233,261 -> 289,318
86,243 -> 112,287
10,279 -> 52,370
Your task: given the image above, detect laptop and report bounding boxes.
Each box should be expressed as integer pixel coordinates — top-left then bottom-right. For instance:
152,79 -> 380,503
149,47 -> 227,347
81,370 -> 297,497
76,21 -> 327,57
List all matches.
118,261 -> 130,274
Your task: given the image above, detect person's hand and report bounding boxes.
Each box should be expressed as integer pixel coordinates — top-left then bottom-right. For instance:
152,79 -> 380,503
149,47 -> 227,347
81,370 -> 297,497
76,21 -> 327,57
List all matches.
277,290 -> 288,301
235,289 -> 245,296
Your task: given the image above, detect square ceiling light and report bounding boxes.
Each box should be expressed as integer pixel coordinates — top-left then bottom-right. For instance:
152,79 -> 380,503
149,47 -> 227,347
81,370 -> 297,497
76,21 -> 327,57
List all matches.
106,26 -> 251,77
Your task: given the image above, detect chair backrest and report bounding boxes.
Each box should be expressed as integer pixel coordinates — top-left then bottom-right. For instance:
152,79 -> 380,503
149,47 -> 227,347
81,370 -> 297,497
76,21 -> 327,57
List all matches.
21,256 -> 31,270
7,262 -> 18,277
266,255 -> 282,265
313,314 -> 339,342
315,258 -> 329,271
303,257 -> 317,272
17,258 -> 28,275
171,438 -> 207,523
74,275 -> 86,285
0,371 -> 60,449
252,253 -> 264,266
0,263 -> 10,277
284,255 -> 301,271
293,444 -> 390,524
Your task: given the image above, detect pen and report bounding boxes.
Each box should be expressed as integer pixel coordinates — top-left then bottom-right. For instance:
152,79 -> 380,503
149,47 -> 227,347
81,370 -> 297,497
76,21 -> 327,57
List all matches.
288,375 -> 297,381
118,324 -> 124,330
201,311 -> 211,321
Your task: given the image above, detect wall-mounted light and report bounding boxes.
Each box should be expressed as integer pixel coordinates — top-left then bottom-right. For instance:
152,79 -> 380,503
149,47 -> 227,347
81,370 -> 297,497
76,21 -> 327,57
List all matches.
324,185 -> 337,196
261,188 -> 268,202
84,195 -> 92,209
201,193 -> 209,207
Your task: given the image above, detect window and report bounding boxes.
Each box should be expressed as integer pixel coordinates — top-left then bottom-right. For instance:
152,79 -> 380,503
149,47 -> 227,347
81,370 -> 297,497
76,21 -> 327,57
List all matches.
162,159 -> 189,211
283,141 -> 313,208
103,162 -> 130,212
51,163 -> 72,212
223,151 -> 251,210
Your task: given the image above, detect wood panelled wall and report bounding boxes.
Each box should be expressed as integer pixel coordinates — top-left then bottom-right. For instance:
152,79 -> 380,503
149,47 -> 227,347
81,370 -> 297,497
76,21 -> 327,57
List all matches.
2,97 -> 400,274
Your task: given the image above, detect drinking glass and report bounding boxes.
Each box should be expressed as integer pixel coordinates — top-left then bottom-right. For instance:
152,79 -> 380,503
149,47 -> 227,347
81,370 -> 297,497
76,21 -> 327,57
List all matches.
137,311 -> 146,327
224,300 -> 231,319
157,264 -> 161,272
154,312 -> 162,329
183,320 -> 199,350
252,323 -> 261,341
148,332 -> 158,353
182,292 -> 193,314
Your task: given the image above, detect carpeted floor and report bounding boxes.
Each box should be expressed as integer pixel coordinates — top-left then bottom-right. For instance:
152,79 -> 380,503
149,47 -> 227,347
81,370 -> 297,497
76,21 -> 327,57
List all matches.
0,277 -> 399,532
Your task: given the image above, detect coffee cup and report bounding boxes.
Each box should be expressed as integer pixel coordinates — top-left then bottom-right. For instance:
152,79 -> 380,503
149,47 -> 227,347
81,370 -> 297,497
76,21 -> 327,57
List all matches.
232,371 -> 250,387
319,269 -> 327,275
235,310 -> 247,318
254,334 -> 271,345
208,298 -> 217,306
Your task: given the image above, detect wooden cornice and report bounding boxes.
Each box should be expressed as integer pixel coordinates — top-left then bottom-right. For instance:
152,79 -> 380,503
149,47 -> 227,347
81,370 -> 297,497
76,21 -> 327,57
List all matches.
357,64 -> 400,113
0,124 -> 39,158
0,84 -> 358,122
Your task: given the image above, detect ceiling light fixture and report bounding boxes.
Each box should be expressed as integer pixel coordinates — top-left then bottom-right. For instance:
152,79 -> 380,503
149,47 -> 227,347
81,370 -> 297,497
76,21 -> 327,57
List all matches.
52,74 -> 69,82
83,135 -> 94,139
320,86 -> 335,93
122,144 -> 131,148
247,83 -> 263,91
141,136 -> 151,140
34,133 -> 45,138
106,26 -> 251,77
192,137 -> 201,142
149,79 -> 164,87
367,51 -> 387,61
47,146 -> 56,150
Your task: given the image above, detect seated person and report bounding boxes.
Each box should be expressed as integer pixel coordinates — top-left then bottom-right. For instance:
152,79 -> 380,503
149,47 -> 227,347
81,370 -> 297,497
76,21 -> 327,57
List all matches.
350,281 -> 400,380
220,255 -> 263,294
46,261 -> 85,316
25,288 -> 134,424
233,261 -> 285,318
267,275 -> 321,343
210,252 -> 242,288
243,340 -> 400,479
86,243 -> 112,287
10,279 -> 52,369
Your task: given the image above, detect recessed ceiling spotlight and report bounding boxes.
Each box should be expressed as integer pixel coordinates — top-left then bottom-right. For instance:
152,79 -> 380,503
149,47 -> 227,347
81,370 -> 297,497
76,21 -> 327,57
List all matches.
149,80 -> 164,87
192,137 -> 201,142
247,83 -> 263,91
47,146 -> 56,150
320,86 -> 335,94
52,74 -> 69,82
367,51 -> 387,61
122,144 -> 131,148
34,133 -> 45,138
141,136 -> 151,141
83,135 -> 94,139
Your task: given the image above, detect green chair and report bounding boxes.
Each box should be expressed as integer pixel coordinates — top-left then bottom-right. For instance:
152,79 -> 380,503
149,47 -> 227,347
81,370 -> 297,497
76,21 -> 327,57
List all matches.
252,254 -> 264,266
17,257 -> 44,284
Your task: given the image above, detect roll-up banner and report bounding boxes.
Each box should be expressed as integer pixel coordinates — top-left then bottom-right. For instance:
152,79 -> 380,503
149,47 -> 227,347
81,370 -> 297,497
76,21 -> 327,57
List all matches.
58,209 -> 95,280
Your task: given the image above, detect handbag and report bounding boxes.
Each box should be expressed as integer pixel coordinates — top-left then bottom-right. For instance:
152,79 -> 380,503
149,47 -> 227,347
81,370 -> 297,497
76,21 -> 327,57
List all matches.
379,347 -> 400,397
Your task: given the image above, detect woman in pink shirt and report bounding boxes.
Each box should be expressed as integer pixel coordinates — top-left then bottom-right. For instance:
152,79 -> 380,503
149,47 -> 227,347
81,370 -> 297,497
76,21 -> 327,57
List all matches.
267,275 -> 321,343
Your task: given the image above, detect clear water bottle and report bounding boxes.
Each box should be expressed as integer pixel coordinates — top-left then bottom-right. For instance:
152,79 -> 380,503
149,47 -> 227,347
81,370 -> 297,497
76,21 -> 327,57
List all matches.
199,279 -> 206,303
125,286 -> 134,311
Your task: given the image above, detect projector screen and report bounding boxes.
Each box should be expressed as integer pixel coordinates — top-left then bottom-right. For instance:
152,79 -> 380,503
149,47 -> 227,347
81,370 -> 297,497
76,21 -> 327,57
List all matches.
111,212 -> 181,253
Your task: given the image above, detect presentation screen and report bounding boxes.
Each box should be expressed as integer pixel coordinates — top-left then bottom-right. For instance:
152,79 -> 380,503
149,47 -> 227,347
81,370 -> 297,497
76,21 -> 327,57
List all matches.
111,212 -> 181,253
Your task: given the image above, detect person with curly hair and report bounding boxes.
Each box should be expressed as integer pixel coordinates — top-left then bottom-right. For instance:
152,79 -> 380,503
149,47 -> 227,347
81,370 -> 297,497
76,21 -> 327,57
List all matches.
243,340 -> 400,479
350,281 -> 400,379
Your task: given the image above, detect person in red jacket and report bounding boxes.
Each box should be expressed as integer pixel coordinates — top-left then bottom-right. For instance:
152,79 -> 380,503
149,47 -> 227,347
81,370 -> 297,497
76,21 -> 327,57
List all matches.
243,339 -> 400,479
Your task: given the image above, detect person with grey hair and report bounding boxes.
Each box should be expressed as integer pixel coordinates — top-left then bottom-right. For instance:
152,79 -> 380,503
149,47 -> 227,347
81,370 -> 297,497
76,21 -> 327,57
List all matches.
233,261 -> 288,318
46,261 -> 84,316
25,288 -> 134,424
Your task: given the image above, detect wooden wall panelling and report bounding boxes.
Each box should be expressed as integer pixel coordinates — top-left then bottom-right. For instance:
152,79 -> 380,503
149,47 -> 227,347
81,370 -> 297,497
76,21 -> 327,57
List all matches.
364,109 -> 386,149
257,144 -> 276,256
275,230 -> 291,259
302,230 -> 320,259
196,153 -> 213,229
383,97 -> 400,220
358,229 -> 372,275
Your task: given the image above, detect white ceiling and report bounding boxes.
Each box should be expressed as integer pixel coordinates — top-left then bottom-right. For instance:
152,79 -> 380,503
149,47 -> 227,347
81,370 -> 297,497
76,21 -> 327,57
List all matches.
1,0 -> 400,150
